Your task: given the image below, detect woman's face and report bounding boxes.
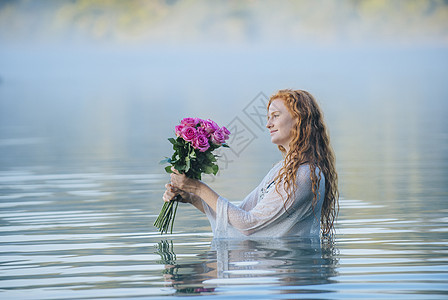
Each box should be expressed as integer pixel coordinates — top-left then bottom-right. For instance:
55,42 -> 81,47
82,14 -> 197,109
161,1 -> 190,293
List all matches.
266,98 -> 296,152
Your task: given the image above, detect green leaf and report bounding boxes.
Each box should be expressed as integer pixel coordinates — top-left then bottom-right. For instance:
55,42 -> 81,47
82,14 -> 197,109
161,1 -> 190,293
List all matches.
203,165 -> 214,174
174,162 -> 186,172
205,152 -> 216,162
212,164 -> 219,175
159,157 -> 171,165
168,138 -> 176,145
165,166 -> 173,173
189,146 -> 196,158
176,137 -> 185,147
222,143 -> 230,148
185,157 -> 190,173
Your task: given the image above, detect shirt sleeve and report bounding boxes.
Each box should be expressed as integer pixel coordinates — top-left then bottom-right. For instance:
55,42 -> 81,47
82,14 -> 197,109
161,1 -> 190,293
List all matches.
202,183 -> 261,237
220,165 -> 316,236
238,185 -> 261,211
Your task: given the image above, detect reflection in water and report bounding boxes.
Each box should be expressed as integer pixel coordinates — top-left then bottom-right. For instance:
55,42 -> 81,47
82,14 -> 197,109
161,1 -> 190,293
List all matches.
155,238 -> 338,296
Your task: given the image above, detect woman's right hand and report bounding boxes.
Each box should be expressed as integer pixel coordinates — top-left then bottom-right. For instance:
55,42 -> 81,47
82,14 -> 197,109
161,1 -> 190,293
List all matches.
163,183 -> 191,203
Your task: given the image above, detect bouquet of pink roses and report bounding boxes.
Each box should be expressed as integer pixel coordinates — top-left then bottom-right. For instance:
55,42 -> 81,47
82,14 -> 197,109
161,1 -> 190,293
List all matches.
154,117 -> 230,234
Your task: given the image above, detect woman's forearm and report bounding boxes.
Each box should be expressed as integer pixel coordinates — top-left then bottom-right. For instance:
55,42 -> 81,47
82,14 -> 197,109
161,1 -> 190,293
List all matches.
196,181 -> 219,212
189,193 -> 205,214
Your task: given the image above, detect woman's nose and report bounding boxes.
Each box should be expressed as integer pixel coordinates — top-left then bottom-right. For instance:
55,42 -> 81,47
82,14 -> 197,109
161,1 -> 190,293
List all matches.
266,119 -> 272,129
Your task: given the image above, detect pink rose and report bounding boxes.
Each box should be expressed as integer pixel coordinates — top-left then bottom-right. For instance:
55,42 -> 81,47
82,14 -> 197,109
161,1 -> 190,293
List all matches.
181,126 -> 197,142
211,129 -> 226,145
196,126 -> 210,138
202,119 -> 220,134
181,117 -> 200,127
221,126 -> 230,140
193,134 -> 210,152
175,124 -> 184,137
221,126 -> 230,135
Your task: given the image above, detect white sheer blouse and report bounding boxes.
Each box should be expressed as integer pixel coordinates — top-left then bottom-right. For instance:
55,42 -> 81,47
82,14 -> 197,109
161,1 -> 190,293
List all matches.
202,161 -> 325,238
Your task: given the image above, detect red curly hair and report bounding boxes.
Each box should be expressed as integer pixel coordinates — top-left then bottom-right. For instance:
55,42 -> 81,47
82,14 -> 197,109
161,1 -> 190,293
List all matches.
268,89 -> 339,235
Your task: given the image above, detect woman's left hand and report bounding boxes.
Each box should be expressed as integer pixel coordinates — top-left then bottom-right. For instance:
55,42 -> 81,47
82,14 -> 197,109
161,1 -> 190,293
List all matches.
170,167 -> 200,195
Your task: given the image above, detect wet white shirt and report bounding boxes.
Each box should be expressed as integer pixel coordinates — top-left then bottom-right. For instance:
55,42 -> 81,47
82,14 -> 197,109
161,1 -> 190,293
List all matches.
202,161 -> 325,238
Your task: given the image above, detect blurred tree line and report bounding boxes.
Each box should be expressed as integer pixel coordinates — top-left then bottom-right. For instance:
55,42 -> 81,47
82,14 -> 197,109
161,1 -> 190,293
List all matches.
0,0 -> 447,45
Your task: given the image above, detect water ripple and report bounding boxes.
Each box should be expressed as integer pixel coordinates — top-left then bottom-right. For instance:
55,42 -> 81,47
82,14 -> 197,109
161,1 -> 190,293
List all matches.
0,169 -> 447,299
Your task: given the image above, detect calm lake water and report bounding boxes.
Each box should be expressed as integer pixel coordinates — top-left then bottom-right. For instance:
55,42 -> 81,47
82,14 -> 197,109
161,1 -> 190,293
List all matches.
0,46 -> 447,299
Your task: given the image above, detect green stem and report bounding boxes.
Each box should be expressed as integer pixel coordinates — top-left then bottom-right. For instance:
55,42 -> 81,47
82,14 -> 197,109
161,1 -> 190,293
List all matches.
154,201 -> 174,232
154,194 -> 182,234
170,201 -> 179,234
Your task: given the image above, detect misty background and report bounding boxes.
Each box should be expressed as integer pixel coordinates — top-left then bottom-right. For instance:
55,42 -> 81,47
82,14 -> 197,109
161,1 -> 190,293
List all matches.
0,0 -> 447,210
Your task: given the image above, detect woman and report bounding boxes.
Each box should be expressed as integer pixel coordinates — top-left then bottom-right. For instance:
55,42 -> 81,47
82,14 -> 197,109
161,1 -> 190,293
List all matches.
163,89 -> 339,237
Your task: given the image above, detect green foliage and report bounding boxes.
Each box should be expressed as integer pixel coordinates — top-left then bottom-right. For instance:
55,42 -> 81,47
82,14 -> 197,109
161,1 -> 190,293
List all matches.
162,136 -> 222,181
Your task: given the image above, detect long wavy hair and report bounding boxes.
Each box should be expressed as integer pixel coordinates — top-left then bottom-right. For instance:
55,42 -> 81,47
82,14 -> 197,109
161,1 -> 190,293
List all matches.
268,89 -> 339,235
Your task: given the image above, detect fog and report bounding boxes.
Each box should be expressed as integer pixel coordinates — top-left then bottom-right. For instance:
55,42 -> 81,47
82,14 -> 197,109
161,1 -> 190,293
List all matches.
0,0 -> 447,202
